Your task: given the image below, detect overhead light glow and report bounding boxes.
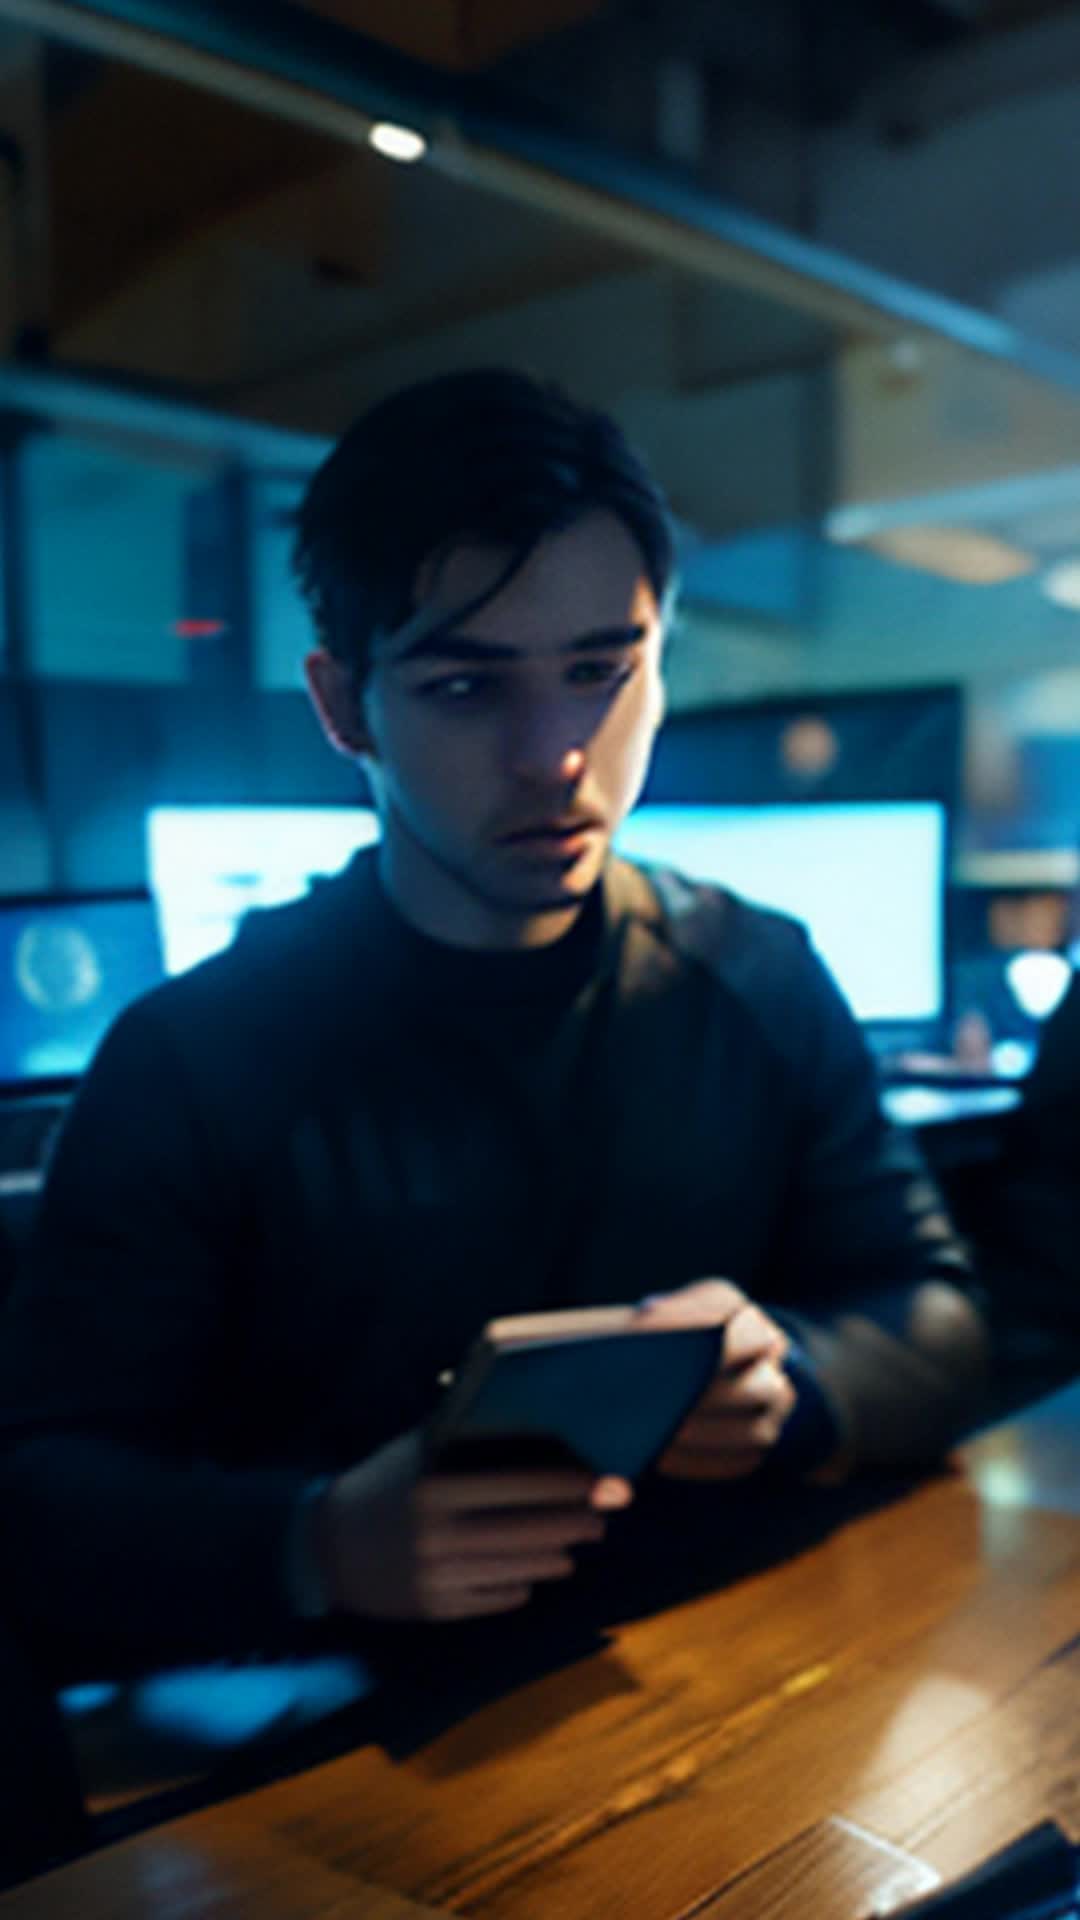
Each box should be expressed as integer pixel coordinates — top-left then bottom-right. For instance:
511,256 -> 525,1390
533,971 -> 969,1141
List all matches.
991,1038 -> 1036,1080
1041,558 -> 1080,611
369,122 -> 427,164
856,525 -> 1035,586
1005,949 -> 1072,1021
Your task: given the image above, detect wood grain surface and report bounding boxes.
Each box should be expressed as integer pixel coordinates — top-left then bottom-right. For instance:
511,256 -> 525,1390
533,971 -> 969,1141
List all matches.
690,1818 -> 940,1919
5,1382 -> 1080,1920
0,1824 -> 445,1920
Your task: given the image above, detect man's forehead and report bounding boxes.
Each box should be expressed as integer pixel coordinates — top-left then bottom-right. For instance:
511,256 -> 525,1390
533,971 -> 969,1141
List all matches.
375,519 -> 660,661
373,590 -> 659,670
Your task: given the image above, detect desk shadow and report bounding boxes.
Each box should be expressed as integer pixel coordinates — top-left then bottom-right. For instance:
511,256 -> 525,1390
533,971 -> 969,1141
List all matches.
101,1464 -> 929,1833
317,1462 -> 929,1769
565,1462 -> 928,1628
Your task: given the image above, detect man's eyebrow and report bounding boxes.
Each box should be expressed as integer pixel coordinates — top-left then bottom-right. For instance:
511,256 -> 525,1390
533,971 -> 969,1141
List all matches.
394,624 -> 648,665
563,624 -> 648,654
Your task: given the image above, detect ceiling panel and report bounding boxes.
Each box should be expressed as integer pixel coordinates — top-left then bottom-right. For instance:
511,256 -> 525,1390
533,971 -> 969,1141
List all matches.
292,0 -> 606,71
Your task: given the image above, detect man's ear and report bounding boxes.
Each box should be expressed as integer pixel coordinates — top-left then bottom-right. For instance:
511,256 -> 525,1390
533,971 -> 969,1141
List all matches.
304,649 -> 372,758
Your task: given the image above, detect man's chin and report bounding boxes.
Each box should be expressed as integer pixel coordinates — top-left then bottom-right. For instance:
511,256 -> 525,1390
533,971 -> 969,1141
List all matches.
484,856 -> 602,919
492,882 -> 593,918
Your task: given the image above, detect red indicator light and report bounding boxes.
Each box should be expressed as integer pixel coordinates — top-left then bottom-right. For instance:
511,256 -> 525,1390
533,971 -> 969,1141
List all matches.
172,619 -> 228,639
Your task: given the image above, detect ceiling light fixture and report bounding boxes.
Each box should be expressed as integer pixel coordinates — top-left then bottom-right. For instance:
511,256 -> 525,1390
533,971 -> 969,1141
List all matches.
369,122 -> 427,164
853,525 -> 1035,586
1041,559 -> 1080,611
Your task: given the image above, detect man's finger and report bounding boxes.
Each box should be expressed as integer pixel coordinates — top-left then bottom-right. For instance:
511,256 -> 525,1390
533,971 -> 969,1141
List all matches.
425,1552 -> 577,1595
657,1444 -> 766,1482
430,1509 -> 606,1557
698,1359 -> 796,1415
416,1469 -> 629,1515
427,1585 -> 533,1620
635,1279 -> 747,1329
722,1305 -> 789,1369
675,1405 -> 790,1451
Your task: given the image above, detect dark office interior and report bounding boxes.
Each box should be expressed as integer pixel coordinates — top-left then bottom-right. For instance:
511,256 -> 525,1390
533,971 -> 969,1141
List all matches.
2,2 -> 1080,1914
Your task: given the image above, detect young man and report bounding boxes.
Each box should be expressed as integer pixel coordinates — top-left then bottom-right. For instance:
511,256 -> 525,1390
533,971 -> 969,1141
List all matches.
0,370 -> 986,1851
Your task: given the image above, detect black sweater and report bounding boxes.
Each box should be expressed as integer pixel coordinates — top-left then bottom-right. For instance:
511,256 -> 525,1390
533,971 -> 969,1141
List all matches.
0,853 -> 980,1660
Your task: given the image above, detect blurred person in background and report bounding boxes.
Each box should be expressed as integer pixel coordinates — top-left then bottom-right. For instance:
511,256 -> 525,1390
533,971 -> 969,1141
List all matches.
978,954 -> 1080,1396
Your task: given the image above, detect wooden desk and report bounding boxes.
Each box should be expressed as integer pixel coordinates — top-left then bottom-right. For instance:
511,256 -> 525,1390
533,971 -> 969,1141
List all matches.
6,1384 -> 1080,1920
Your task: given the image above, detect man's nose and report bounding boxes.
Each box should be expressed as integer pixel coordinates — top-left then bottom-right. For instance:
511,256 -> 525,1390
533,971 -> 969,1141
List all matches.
505,699 -> 587,785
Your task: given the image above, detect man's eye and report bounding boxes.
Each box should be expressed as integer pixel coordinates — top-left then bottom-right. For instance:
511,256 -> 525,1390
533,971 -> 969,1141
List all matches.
417,673 -> 494,703
566,658 -> 634,689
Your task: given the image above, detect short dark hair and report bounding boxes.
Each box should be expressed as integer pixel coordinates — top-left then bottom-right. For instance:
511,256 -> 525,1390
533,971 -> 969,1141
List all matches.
292,367 -> 676,678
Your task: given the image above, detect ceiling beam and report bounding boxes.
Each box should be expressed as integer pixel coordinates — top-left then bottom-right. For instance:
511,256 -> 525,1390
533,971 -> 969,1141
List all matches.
49,63 -> 367,332
294,0 -> 605,71
6,0 -> 1080,401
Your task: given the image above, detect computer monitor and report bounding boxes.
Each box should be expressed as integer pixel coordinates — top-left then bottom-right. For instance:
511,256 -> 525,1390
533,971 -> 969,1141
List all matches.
0,892 -> 165,1088
146,805 -> 381,975
146,799 -> 945,1026
614,801 -> 946,1026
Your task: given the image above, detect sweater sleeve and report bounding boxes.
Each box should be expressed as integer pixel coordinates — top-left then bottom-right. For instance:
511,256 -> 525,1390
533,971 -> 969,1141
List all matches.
760,933 -> 989,1470
0,1000 -> 308,1664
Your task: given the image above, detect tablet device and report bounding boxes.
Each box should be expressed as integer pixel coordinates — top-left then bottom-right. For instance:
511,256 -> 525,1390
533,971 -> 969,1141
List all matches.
425,1305 -> 724,1480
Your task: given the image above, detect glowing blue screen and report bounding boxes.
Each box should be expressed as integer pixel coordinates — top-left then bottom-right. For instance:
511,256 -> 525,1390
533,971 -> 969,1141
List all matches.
146,800 -> 945,1024
0,896 -> 164,1084
147,805 -> 380,975
615,802 -> 945,1023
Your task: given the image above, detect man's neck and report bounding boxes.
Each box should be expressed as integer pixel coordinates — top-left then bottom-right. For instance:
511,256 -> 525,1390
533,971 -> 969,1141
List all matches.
375,839 -> 584,952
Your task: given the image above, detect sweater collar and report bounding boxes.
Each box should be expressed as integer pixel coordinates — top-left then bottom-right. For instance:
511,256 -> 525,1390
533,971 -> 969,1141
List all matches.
338,848 -> 625,1008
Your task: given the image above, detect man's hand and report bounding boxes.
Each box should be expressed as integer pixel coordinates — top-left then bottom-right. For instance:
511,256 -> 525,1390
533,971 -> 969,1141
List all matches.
637,1280 -> 797,1480
314,1431 -> 633,1621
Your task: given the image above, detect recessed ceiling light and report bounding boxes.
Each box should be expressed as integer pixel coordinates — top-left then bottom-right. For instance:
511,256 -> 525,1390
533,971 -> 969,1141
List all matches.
369,122 -> 427,164
1005,950 -> 1072,1021
857,525 -> 1035,586
1041,558 -> 1080,611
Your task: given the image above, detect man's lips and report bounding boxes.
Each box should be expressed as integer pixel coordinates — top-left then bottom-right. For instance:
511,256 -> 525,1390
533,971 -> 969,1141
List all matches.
497,817 -> 604,845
